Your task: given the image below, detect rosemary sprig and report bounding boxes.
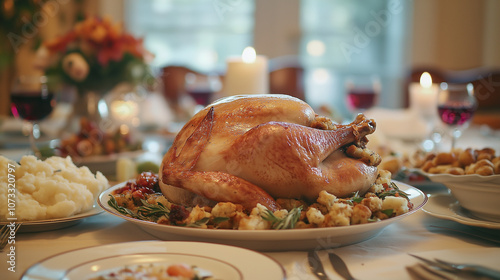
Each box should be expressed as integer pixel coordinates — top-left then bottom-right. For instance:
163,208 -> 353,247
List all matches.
182,217 -> 211,228
262,206 -> 303,230
137,200 -> 170,218
212,216 -> 230,224
346,191 -> 363,205
378,182 -> 410,200
107,195 -> 144,220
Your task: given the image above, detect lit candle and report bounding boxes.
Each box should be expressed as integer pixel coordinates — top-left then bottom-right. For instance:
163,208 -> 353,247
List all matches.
409,72 -> 439,120
222,47 -> 269,96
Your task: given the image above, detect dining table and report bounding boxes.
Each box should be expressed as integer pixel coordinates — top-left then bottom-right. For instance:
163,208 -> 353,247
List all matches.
1,110 -> 500,280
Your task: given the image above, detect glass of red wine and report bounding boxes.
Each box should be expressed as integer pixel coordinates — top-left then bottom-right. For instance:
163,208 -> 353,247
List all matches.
345,75 -> 381,119
185,72 -> 221,111
10,75 -> 55,157
437,82 -> 476,149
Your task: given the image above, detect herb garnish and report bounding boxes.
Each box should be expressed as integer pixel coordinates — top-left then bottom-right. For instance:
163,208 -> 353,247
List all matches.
378,182 -> 409,200
108,195 -> 145,220
262,206 -> 303,230
108,195 -> 169,221
137,200 -> 170,219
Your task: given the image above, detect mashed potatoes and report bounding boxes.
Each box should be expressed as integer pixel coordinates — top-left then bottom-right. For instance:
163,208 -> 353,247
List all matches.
0,155 -> 108,221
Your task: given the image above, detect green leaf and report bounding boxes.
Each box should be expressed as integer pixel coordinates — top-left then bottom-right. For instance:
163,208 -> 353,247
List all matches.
262,206 -> 303,230
107,195 -> 143,219
378,182 -> 410,200
181,217 -> 211,228
213,217 -> 230,224
137,200 -> 170,218
381,209 -> 394,217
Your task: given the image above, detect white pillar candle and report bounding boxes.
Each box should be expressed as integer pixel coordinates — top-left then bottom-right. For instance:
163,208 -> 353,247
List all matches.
409,72 -> 439,121
222,47 -> 269,96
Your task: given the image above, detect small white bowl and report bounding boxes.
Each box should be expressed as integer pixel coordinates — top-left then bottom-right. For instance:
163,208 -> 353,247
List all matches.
425,173 -> 500,222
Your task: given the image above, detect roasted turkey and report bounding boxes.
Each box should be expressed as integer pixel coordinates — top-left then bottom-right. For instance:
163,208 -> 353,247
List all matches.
159,94 -> 380,211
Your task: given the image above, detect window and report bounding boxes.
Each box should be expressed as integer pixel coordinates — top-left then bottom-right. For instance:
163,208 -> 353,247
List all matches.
300,0 -> 412,117
124,0 -> 412,117
125,0 -> 255,73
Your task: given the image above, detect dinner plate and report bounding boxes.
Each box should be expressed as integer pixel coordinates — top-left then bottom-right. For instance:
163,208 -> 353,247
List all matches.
423,193 -> 500,229
0,203 -> 102,233
98,181 -> 427,251
21,240 -> 286,280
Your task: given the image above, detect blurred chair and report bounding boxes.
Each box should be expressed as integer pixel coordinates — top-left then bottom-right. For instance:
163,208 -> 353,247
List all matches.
269,56 -> 305,101
160,66 -> 197,105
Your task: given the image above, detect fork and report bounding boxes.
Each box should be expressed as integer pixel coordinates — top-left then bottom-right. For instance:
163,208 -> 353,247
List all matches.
409,254 -> 500,280
0,223 -> 21,251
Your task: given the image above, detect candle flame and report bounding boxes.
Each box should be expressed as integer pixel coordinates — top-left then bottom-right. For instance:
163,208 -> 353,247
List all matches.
242,46 -> 256,63
420,72 -> 432,88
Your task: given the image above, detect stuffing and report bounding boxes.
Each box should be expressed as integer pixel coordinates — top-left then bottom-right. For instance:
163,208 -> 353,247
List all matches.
211,202 -> 241,218
317,190 -> 337,211
369,170 -> 393,193
250,203 -> 269,217
211,202 -> 243,229
237,203 -> 271,230
0,155 -> 108,221
345,145 -> 382,166
306,207 -> 325,225
184,206 -> 210,228
361,196 -> 383,213
369,183 -> 384,194
351,204 -> 372,224
273,209 -> 289,219
108,173 -> 414,230
238,215 -> 270,230
323,203 -> 353,227
381,196 -> 409,216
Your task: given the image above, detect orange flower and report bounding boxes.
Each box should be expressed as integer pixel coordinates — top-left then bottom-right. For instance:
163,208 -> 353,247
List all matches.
44,31 -> 77,53
38,16 -> 151,90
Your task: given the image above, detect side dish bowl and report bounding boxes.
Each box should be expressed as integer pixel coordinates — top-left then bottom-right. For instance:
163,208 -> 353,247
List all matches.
423,172 -> 500,222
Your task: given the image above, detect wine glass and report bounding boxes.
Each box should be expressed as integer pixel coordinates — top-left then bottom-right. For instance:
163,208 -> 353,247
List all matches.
10,75 -> 55,157
437,82 -> 477,149
184,72 -> 221,110
345,75 -> 381,120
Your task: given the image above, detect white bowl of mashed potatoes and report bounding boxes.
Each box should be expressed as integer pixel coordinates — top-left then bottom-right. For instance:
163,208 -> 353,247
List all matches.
0,155 -> 108,222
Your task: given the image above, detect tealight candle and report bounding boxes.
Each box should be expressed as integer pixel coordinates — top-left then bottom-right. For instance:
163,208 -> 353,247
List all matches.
409,72 -> 439,120
222,47 -> 269,96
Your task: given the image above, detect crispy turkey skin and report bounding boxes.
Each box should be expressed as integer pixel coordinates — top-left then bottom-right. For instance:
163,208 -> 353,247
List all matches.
160,94 -> 379,211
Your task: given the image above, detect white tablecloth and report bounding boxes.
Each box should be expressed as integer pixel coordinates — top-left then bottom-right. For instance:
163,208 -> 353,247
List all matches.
2,184 -> 499,280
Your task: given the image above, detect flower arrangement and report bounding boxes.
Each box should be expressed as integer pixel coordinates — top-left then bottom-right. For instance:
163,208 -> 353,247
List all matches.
36,16 -> 153,94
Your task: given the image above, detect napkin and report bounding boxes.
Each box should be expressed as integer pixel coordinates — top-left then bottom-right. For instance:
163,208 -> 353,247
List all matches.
364,108 -> 429,141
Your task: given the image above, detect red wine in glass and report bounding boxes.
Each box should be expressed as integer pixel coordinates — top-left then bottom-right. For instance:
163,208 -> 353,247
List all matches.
187,89 -> 212,106
347,88 -> 376,111
437,82 -> 476,149
10,92 -> 55,121
10,75 -> 55,157
438,103 -> 475,126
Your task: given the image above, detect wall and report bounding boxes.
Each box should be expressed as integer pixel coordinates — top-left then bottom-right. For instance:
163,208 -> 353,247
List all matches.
411,0 -> 500,70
